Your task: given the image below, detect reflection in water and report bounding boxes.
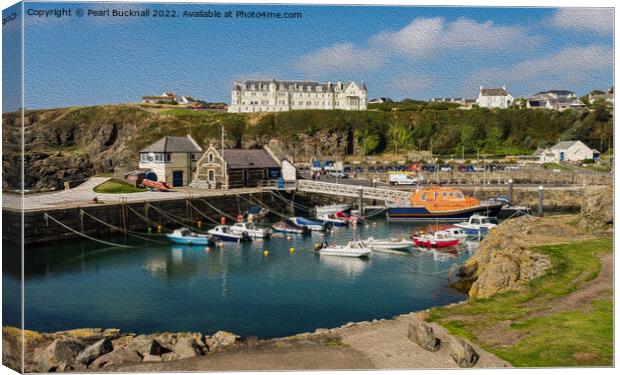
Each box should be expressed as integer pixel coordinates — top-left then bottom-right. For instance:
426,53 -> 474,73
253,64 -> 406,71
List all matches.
7,218 -> 481,339
319,256 -> 369,278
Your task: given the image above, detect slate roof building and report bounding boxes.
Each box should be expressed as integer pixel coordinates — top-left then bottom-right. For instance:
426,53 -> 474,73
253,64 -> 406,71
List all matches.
228,79 -> 367,113
531,140 -> 596,163
192,145 -> 282,189
138,135 -> 202,186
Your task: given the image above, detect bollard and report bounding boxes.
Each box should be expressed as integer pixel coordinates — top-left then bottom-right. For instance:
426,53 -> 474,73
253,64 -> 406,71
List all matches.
508,179 -> 513,203
358,188 -> 364,215
537,185 -> 544,217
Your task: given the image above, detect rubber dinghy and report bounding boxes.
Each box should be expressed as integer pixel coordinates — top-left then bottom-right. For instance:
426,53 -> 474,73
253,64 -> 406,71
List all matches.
363,237 -> 412,251
314,240 -> 371,258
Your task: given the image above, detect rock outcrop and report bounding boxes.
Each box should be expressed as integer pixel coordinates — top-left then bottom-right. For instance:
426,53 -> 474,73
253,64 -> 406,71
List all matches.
407,321 -> 441,352
454,216 -> 552,299
448,337 -> 479,368
1,327 -> 237,373
578,186 -> 613,234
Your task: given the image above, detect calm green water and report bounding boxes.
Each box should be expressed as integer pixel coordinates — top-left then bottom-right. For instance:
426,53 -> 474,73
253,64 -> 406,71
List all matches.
3,218 -> 475,339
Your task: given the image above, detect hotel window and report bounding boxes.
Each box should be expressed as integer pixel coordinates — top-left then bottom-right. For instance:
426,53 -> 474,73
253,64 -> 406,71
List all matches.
208,170 -> 215,181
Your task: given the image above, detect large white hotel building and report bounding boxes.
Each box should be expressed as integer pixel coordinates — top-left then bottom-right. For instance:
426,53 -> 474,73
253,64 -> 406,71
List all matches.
227,79 -> 368,113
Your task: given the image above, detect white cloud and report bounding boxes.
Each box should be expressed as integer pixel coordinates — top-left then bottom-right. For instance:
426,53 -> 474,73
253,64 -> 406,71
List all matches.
551,8 -> 613,35
296,16 -> 543,74
467,45 -> 613,95
295,43 -> 384,75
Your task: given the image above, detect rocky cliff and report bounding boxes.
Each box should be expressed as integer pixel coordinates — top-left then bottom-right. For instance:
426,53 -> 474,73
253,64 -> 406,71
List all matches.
454,187 -> 611,298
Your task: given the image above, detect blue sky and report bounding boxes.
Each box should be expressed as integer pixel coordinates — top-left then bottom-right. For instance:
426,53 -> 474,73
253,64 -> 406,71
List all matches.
7,2 -> 615,110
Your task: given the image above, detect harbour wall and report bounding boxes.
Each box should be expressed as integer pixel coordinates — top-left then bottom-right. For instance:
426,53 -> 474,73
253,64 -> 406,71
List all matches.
5,192 -> 288,247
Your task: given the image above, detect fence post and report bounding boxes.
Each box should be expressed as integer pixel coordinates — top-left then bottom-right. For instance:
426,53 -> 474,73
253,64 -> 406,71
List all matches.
508,179 -> 513,203
358,188 -> 364,215
537,185 -> 544,217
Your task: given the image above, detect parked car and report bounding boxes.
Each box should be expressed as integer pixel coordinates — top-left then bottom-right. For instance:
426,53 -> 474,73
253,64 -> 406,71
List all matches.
458,164 -> 467,172
343,166 -> 352,173
367,166 -> 376,173
354,166 -> 364,173
439,165 -> 453,172
377,166 -> 386,173
328,171 -> 348,178
389,173 -> 417,185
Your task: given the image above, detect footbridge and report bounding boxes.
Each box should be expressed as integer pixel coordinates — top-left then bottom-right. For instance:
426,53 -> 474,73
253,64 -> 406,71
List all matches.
261,180 -> 412,204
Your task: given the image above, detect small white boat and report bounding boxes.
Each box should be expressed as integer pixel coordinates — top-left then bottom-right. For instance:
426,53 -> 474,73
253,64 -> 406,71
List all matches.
230,222 -> 272,238
363,237 -> 412,251
315,204 -> 351,217
166,228 -> 215,246
454,215 -> 497,238
208,225 -> 251,242
315,240 -> 371,258
319,213 -> 348,227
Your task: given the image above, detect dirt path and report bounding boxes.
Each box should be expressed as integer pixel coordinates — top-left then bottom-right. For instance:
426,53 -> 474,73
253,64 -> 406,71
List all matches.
531,251 -> 613,317
107,315 -> 509,372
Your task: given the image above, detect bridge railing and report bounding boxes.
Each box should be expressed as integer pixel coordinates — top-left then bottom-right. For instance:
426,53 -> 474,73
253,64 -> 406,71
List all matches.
296,180 -> 411,203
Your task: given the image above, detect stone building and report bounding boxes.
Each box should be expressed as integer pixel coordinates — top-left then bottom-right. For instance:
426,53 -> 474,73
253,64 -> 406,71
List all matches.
138,135 -> 202,186
192,145 -> 281,189
228,79 -> 367,113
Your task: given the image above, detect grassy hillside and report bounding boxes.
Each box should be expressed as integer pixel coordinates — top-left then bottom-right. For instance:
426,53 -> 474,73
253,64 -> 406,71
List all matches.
1,102 -> 613,190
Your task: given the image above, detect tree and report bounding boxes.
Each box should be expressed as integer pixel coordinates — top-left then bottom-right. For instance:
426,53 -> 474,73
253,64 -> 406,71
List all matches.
356,128 -> 380,156
388,121 -> 413,155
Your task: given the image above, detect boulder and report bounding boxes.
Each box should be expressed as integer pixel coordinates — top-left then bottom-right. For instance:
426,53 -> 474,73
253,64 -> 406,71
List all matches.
89,348 -> 142,369
407,321 -> 440,352
448,337 -> 479,368
153,332 -> 206,361
129,335 -> 169,356
205,331 -> 240,352
579,186 -> 613,233
35,338 -> 85,372
75,338 -> 113,365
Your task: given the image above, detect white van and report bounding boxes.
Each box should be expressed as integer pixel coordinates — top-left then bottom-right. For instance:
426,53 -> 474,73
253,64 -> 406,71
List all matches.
388,173 -> 417,185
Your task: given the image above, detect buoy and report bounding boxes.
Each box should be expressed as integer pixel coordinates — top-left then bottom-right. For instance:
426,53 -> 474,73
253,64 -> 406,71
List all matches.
156,224 -> 162,233
197,220 -> 203,228
220,216 -> 226,225
289,247 -> 295,253
263,250 -> 269,256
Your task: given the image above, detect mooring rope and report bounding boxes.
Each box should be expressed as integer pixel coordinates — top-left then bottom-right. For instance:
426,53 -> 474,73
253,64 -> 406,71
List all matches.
146,203 -> 209,233
79,210 -> 165,244
125,205 -> 171,232
44,213 -> 134,248
187,200 -> 221,225
199,199 -> 237,221
269,191 -> 314,212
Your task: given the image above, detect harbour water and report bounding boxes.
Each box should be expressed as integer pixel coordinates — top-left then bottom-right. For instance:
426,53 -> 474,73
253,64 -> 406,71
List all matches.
3,217 -> 476,339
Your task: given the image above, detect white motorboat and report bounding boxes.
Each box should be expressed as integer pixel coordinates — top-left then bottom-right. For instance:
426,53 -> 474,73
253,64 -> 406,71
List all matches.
441,227 -> 469,244
315,240 -> 371,258
166,228 -> 215,246
454,215 -> 497,238
318,213 -> 349,227
230,222 -> 272,238
363,236 -> 412,251
315,204 -> 351,217
289,217 -> 328,232
208,225 -> 251,242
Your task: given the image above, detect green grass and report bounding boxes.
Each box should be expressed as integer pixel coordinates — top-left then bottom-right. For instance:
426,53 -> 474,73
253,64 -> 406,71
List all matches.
428,238 -> 613,367
93,178 -> 147,194
541,162 -> 573,171
161,109 -> 219,117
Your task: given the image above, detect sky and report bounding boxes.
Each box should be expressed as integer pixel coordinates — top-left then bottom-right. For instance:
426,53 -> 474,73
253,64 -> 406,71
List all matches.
3,2 -> 615,110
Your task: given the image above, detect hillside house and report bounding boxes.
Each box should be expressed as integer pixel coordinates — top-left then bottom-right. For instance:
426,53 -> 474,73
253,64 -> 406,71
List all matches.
368,97 -> 393,104
589,92 -> 614,105
138,135 -> 202,186
142,92 -> 177,104
526,98 -> 586,111
476,86 -> 514,109
532,90 -> 576,100
193,146 -> 281,189
532,141 -> 596,163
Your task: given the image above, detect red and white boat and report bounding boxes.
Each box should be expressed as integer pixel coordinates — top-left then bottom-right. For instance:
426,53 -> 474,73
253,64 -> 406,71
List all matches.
412,231 -> 460,248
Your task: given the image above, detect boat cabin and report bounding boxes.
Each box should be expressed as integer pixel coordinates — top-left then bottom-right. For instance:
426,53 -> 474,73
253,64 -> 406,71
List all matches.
409,186 -> 480,212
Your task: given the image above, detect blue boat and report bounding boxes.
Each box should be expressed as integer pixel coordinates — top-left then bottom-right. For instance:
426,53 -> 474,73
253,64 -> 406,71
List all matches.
166,228 -> 216,246
289,217 -> 330,232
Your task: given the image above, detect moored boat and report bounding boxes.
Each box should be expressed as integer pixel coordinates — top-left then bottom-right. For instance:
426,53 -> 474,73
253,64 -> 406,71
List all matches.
412,231 -> 460,248
318,213 -> 349,227
454,215 -> 497,238
166,228 -> 215,246
315,204 -> 351,217
363,236 -> 412,251
386,185 -> 503,222
314,240 -> 371,258
207,225 -> 252,242
245,205 -> 269,220
289,217 -> 329,232
230,222 -> 272,238
272,219 -> 311,234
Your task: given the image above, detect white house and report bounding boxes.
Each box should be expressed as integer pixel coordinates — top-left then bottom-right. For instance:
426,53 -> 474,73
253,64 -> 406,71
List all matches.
533,141 -> 595,163
526,98 -> 586,111
141,92 -> 177,104
138,135 -> 202,186
228,79 -> 367,113
532,90 -> 576,100
368,97 -> 393,104
476,86 -> 514,109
